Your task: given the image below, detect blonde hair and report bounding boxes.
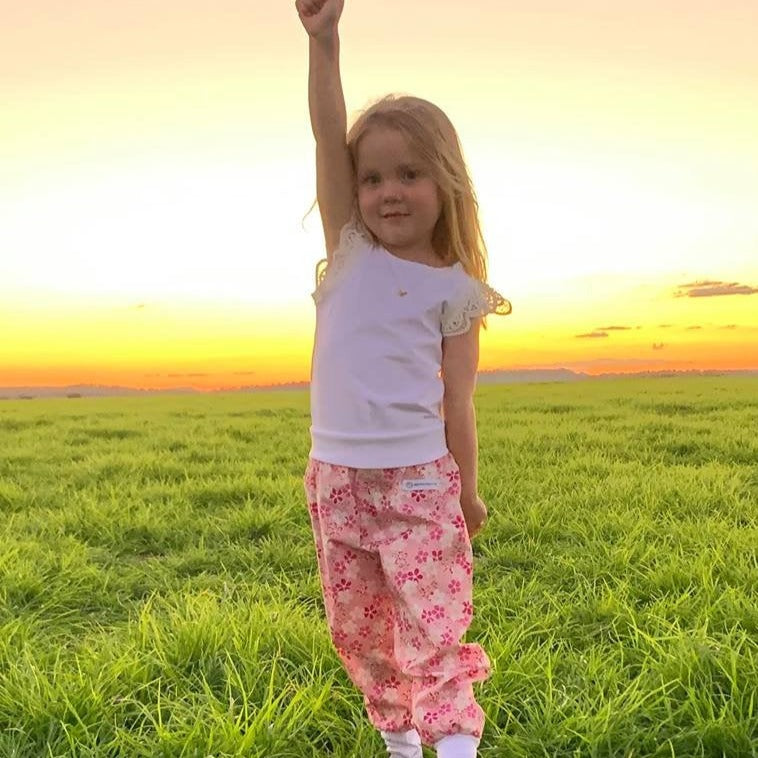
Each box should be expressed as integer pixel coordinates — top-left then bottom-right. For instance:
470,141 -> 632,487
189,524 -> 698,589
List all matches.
347,94 -> 494,328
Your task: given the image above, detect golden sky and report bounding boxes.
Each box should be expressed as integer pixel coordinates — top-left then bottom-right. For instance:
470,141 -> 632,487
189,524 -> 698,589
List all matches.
2,0 -> 757,390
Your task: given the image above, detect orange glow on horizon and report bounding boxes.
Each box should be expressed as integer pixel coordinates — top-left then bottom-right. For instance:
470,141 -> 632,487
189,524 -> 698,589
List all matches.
2,1 -> 757,387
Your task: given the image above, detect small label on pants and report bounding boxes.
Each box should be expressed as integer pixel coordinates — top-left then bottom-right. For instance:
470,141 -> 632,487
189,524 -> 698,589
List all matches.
401,478 -> 443,491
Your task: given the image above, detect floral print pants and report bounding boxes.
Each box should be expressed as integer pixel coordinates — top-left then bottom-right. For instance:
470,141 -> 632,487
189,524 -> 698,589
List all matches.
302,451 -> 490,746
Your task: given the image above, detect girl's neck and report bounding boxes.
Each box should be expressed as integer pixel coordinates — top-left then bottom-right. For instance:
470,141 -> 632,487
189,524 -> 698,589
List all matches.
382,241 -> 450,268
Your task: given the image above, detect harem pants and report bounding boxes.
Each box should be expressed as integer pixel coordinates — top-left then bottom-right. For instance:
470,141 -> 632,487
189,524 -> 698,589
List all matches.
302,450 -> 490,746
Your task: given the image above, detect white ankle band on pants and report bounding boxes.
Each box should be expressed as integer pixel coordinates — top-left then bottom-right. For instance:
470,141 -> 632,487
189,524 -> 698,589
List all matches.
435,733 -> 479,758
380,729 -> 423,758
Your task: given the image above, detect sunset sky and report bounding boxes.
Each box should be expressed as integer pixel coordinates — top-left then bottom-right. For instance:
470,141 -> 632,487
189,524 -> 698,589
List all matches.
2,0 -> 757,390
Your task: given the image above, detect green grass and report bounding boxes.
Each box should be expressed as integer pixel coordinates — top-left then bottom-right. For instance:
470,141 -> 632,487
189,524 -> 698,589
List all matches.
0,376 -> 756,757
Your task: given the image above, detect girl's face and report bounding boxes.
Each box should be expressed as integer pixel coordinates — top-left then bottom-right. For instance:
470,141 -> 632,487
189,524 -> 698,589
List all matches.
355,126 -> 442,259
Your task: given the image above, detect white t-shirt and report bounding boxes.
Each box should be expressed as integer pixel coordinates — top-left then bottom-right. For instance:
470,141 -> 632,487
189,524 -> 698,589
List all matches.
308,218 -> 510,469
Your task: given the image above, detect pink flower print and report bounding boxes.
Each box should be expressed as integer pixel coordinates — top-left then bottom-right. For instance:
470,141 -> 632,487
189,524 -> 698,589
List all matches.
407,568 -> 424,583
395,569 -> 419,587
440,628 -> 454,646
309,501 -> 319,515
366,503 -> 378,517
428,653 -> 443,668
398,615 -> 412,634
410,636 -> 422,650
343,512 -> 357,530
384,674 -> 402,690
422,604 -> 445,624
410,490 -> 427,503
358,625 -> 371,639
415,550 -> 429,564
418,584 -> 435,602
329,485 -> 349,504
333,578 -> 352,593
452,514 -> 466,532
401,500 -> 416,515
348,639 -> 362,655
423,709 -> 440,724
448,579 -> 461,594
430,526 -> 444,542
462,601 -> 473,617
344,549 -> 357,563
463,704 -> 479,720
364,602 -> 380,619
459,647 -> 476,662
401,529 -> 412,541
421,674 -> 436,688
333,630 -> 348,645
359,527 -> 368,541
334,560 -> 347,574
455,554 -> 472,575
438,703 -> 453,716
446,468 -> 461,486
431,549 -> 444,562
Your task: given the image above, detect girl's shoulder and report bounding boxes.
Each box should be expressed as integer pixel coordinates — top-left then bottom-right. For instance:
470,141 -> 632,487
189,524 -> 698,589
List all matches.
312,216 -> 373,304
441,272 -> 512,337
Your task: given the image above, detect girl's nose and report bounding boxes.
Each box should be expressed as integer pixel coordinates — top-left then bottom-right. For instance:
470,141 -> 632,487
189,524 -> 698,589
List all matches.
381,181 -> 402,201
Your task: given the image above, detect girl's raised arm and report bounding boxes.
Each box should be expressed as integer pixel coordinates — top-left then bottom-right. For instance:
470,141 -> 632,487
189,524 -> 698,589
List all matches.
296,0 -> 353,261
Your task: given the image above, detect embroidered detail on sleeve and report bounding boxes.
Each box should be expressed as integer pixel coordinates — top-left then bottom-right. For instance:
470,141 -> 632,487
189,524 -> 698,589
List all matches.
441,279 -> 512,337
311,218 -> 370,305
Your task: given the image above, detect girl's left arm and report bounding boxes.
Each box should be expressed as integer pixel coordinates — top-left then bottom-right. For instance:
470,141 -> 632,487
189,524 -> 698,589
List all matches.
441,319 -> 488,537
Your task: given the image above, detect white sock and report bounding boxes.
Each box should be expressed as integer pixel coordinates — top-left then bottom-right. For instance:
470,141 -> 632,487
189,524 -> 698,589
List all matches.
435,733 -> 479,758
380,729 -> 423,758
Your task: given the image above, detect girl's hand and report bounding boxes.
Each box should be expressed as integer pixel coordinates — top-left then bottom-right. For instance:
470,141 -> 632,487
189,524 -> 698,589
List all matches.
460,494 -> 488,539
295,0 -> 345,38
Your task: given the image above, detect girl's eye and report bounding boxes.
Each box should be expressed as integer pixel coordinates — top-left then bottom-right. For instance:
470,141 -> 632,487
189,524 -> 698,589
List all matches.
402,169 -> 418,181
362,175 -> 380,185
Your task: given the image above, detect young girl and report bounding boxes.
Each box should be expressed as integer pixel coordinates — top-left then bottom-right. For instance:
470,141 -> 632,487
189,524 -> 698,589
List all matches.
296,1 -> 511,756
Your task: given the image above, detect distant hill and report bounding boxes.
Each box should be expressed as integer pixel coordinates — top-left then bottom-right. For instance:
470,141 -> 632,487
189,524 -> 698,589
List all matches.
1,369 -> 756,400
0,385 -> 199,400
477,369 -> 587,384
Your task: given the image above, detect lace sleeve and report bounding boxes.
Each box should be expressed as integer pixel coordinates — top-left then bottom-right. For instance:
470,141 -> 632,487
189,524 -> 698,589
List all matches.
441,278 -> 512,337
311,218 -> 370,305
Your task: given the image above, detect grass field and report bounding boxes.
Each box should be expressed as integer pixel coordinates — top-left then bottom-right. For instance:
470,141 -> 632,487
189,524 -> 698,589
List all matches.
0,376 -> 756,757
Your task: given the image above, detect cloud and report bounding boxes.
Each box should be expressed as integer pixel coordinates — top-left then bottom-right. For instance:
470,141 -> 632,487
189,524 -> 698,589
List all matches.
652,343 -> 665,350
597,325 -> 632,331
575,331 -> 608,338
720,324 -> 738,330
659,324 -> 673,328
167,373 -> 210,378
675,281 -> 758,298
233,370 -> 257,376
686,325 -> 703,330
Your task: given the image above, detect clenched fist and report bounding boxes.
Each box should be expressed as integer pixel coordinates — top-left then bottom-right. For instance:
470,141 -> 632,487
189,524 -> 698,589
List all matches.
295,0 -> 345,38
460,493 -> 488,540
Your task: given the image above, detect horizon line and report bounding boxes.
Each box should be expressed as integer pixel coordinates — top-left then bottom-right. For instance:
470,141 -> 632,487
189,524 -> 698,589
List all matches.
2,367 -> 757,399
